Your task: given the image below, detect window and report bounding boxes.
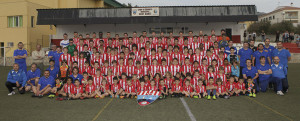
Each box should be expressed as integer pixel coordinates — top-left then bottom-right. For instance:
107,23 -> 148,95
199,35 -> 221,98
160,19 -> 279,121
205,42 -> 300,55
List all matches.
273,16 -> 275,19
31,16 -> 34,28
181,27 -> 189,34
8,16 -> 23,28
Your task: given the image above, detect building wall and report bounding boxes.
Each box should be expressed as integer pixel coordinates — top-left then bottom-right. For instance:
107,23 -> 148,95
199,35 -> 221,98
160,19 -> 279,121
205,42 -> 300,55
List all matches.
53,22 -> 244,39
259,9 -> 300,26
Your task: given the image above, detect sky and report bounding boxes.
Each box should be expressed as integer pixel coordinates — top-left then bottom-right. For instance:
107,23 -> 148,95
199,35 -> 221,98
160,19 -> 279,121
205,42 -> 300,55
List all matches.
117,0 -> 300,13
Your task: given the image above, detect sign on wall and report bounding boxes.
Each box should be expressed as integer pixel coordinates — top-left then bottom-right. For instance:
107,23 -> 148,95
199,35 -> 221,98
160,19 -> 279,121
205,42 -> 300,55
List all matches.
131,7 -> 159,16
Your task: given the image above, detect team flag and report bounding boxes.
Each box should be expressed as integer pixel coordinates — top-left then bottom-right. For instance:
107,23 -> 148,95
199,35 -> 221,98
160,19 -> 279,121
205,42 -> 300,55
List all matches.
137,90 -> 161,106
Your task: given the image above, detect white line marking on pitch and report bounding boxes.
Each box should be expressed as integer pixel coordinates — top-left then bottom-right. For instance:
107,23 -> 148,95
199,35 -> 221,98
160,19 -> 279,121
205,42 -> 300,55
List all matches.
180,97 -> 197,121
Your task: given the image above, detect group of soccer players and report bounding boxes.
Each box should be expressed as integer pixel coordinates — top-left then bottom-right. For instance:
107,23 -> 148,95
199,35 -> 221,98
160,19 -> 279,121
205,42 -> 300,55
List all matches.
29,30 -> 260,100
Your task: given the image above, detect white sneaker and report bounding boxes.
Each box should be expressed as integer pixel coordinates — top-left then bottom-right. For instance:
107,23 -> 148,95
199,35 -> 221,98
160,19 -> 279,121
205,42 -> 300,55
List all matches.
8,91 -> 16,96
277,91 -> 284,96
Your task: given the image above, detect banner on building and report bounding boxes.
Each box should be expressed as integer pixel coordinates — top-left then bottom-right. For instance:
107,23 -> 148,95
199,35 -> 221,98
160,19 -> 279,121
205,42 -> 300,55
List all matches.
137,90 -> 161,106
131,7 -> 159,16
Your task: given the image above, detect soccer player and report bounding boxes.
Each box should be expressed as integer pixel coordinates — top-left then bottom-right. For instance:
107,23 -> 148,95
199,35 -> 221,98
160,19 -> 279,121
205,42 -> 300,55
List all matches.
83,78 -> 96,98
226,76 -> 237,96
194,79 -> 207,98
123,80 -> 136,98
59,47 -> 71,66
170,78 -> 183,97
235,78 -> 246,95
206,77 -> 217,100
183,80 -> 193,97
216,78 -> 229,99
26,64 -> 41,92
96,79 -> 110,99
59,77 -> 74,100
110,77 -> 123,98
158,79 -> 168,98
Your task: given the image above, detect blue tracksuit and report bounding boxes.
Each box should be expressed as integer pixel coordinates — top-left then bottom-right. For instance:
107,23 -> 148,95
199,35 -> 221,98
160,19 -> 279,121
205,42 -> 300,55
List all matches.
271,63 -> 288,91
257,64 -> 271,92
7,69 -> 27,87
26,69 -> 41,86
13,49 -> 27,72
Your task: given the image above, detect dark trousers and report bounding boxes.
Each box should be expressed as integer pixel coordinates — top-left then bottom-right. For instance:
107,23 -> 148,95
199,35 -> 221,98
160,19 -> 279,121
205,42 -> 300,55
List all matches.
239,66 -> 245,78
5,81 -> 25,94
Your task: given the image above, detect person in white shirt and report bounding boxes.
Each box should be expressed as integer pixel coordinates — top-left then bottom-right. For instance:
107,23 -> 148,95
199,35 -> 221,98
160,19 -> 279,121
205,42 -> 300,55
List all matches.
32,44 -> 45,69
60,33 -> 69,48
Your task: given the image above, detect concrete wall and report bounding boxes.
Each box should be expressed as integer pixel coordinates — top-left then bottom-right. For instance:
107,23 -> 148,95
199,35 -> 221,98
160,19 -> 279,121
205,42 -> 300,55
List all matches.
53,22 -> 245,39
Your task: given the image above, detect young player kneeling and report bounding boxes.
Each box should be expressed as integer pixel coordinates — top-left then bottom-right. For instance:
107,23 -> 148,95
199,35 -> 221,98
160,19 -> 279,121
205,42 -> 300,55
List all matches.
96,79 -> 111,99
170,78 -> 183,97
193,79 -> 207,98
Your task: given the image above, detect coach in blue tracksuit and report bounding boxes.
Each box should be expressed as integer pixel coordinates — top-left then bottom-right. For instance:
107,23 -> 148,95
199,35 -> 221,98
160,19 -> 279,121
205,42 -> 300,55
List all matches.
6,63 -> 27,95
13,42 -> 27,72
252,43 -> 271,67
257,56 -> 272,92
238,42 -> 253,78
242,59 -> 259,91
271,56 -> 287,96
53,46 -> 63,69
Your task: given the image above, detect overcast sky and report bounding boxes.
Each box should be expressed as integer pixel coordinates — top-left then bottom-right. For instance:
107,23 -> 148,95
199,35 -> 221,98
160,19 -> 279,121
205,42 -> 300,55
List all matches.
117,0 -> 300,13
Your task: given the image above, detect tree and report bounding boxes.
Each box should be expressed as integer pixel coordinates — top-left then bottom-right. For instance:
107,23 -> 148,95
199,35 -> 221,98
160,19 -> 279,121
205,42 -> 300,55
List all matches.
247,21 -> 271,35
269,21 -> 295,34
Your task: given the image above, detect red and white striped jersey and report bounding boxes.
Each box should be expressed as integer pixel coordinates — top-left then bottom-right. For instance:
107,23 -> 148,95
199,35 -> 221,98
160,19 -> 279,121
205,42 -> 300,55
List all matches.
108,55 -> 118,66
141,65 -> 150,76
119,79 -> 127,89
217,74 -> 227,84
159,56 -> 171,66
123,38 -> 129,46
110,66 -> 118,76
180,64 -> 192,74
101,66 -> 110,76
91,57 -> 103,66
223,65 -> 232,74
116,65 -> 126,76
217,58 -> 225,67
133,37 -> 139,44
71,56 -> 79,65
137,42 -> 145,50
191,66 -> 203,75
111,84 -> 121,93
198,36 -> 204,43
172,84 -> 183,92
63,84 -> 74,94
191,76 -> 201,88
187,37 -> 193,45
177,37 -> 184,45
192,54 -> 203,65
205,72 -> 216,82
171,52 -> 182,63
59,53 -> 71,66
106,75 -> 114,85
191,42 -> 200,51
149,65 -> 161,76
184,85 -> 193,93
136,85 -> 149,92
126,65 -> 135,77
169,65 -> 181,76
202,41 -> 213,51
145,48 -> 151,56
76,45 -> 84,52
78,58 -> 86,69
125,84 -> 136,93
195,85 -> 206,93
73,37 -> 80,46
93,75 -> 104,89
160,65 -> 169,77
200,65 -> 208,74
164,78 -> 174,88
148,54 -> 160,65
133,67 -> 143,78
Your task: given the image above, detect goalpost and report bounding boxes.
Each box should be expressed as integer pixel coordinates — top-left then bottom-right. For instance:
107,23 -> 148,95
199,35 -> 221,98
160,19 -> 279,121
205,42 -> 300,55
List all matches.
0,47 -> 11,66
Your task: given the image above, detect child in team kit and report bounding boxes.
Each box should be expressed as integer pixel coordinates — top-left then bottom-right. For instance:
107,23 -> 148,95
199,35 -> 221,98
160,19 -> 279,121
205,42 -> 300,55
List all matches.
194,79 -> 207,98
226,76 -> 237,96
170,78 -> 183,97
246,77 -> 256,98
183,80 -> 193,97
148,80 -> 158,91
158,79 -> 168,98
83,78 -> 97,98
57,77 -> 74,100
235,78 -> 246,95
123,80 -> 136,98
72,79 -> 84,100
96,79 -> 110,99
216,78 -> 229,99
206,77 -> 217,100
58,60 -> 69,82
110,77 -> 123,98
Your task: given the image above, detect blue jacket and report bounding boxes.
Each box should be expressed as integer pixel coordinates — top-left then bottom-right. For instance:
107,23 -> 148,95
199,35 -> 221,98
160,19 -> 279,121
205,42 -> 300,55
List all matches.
7,69 -> 27,87
271,63 -> 287,79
